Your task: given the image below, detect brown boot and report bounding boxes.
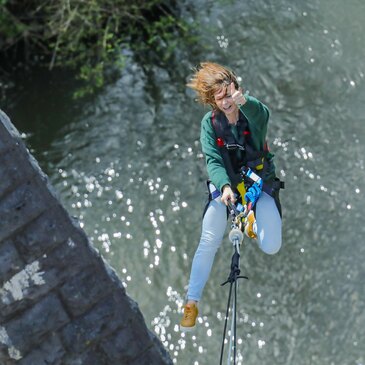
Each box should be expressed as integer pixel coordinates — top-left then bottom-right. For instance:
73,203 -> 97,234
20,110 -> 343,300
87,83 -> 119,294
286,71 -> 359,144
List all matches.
179,303 -> 198,332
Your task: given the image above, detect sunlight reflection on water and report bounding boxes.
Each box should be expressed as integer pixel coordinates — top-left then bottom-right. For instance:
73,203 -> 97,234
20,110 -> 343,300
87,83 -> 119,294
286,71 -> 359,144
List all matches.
8,0 -> 365,363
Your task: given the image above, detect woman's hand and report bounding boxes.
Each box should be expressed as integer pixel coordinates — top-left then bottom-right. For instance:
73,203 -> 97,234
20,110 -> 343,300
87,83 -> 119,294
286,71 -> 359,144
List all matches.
230,82 -> 246,106
221,185 -> 236,206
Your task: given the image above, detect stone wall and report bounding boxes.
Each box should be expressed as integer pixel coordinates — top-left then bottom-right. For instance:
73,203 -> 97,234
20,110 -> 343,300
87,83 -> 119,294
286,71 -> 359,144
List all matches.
0,110 -> 172,365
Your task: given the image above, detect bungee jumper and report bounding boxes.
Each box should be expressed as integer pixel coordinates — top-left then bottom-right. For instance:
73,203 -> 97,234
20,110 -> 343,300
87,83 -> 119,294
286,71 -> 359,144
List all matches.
179,62 -> 284,334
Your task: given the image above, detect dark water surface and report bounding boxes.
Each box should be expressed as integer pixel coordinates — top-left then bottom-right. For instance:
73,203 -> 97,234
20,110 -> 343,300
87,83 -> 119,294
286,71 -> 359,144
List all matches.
2,0 -> 365,364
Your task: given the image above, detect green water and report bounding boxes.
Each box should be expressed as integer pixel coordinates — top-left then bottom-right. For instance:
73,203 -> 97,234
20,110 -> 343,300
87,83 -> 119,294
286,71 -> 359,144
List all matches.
2,0 -> 365,364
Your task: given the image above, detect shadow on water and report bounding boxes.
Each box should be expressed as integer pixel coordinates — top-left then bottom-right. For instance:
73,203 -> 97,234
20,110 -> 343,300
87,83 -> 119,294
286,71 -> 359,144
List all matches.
2,0 -> 365,364
1,67 -> 91,163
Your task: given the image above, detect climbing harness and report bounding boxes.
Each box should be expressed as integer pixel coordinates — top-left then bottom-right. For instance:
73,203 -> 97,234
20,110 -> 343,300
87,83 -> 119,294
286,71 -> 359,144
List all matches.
211,109 -> 271,189
210,110 -> 284,217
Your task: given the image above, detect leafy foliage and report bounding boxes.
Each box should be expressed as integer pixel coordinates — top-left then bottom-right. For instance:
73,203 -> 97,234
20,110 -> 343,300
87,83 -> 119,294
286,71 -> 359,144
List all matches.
0,0 -> 194,97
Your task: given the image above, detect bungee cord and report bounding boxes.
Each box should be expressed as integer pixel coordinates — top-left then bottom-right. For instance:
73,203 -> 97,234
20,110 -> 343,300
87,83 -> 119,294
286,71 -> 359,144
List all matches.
219,201 -> 249,365
218,167 -> 272,364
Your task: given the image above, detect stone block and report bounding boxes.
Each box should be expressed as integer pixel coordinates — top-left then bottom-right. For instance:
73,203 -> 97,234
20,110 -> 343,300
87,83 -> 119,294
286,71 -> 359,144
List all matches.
59,265 -> 114,317
0,356 -> 16,365
0,241 -> 23,284
0,111 -> 48,181
4,293 -> 69,356
0,110 -> 22,151
61,346 -> 109,365
61,292 -> 137,353
130,343 -> 173,365
0,239 -> 93,322
100,318 -> 154,364
18,333 -> 65,365
126,331 -> 173,365
0,177 -> 49,242
0,342 -> 17,365
10,206 -> 73,263
0,128 -> 9,153
0,145 -> 36,200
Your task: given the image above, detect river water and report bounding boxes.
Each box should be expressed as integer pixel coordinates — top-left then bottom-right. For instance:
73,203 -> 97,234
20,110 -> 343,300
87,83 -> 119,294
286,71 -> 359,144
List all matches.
2,0 -> 365,364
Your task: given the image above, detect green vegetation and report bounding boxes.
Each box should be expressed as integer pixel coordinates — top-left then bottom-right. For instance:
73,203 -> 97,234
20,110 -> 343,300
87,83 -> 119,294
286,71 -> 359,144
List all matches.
0,0 -> 194,97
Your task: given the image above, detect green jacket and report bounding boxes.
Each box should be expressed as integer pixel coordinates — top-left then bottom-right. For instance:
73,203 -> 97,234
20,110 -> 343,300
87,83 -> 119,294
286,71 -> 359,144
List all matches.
200,95 -> 276,192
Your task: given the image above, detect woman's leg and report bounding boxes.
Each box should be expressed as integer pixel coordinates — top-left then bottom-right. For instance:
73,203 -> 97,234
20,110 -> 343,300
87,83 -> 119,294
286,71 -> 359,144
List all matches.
187,194 -> 228,302
255,191 -> 282,255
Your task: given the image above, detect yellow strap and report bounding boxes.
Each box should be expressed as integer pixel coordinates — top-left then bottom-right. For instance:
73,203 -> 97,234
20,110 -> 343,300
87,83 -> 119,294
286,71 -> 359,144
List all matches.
237,181 -> 247,205
255,157 -> 265,170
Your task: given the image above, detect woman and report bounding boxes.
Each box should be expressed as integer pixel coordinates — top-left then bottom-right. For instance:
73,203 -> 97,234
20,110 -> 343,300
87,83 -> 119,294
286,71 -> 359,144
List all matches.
180,62 -> 283,332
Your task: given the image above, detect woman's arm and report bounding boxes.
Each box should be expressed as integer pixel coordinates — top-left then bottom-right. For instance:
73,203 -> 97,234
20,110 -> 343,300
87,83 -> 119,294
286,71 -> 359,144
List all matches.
230,82 -> 270,134
239,95 -> 269,131
200,114 -> 231,192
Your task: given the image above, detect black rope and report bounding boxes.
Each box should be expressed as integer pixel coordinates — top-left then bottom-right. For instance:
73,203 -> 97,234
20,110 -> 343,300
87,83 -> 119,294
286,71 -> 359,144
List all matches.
219,244 -> 248,365
234,278 -> 238,362
219,278 -> 233,365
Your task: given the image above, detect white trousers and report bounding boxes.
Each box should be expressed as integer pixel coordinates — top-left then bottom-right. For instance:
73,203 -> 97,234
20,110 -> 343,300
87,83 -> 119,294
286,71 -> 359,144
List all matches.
187,188 -> 282,302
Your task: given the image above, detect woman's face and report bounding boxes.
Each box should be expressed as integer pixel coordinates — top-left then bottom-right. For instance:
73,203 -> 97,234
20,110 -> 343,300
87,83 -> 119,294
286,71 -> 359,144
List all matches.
214,86 -> 238,117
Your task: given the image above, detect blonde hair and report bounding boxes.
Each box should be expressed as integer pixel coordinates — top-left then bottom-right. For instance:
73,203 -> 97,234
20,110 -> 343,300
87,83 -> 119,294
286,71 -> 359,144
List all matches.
187,62 -> 239,109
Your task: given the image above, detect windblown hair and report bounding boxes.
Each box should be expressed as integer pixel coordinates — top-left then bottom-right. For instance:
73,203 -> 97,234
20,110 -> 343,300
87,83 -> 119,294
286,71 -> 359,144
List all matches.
187,62 -> 239,110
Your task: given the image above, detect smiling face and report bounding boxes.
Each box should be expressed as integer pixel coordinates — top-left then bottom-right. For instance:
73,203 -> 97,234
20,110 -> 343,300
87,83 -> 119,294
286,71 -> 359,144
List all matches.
213,85 -> 238,118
